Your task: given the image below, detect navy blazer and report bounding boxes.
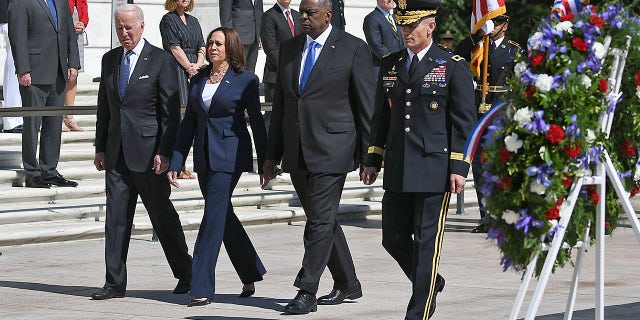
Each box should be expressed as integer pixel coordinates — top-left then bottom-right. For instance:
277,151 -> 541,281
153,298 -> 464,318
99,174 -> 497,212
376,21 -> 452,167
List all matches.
170,68 -> 267,174
362,7 -> 404,67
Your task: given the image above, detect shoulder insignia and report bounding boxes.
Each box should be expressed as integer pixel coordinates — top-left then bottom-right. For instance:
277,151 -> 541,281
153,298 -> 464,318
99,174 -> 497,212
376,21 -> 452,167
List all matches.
451,55 -> 465,62
508,40 -> 522,50
437,43 -> 453,53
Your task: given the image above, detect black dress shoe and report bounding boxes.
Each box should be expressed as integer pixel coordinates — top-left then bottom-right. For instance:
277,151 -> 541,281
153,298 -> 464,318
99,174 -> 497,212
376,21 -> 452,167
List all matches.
43,175 -> 78,187
187,297 -> 211,307
470,223 -> 488,233
173,278 -> 191,294
283,290 -> 317,315
239,283 -> 255,298
3,124 -> 22,133
427,274 -> 446,319
317,280 -> 362,305
91,286 -> 125,300
25,176 -> 51,188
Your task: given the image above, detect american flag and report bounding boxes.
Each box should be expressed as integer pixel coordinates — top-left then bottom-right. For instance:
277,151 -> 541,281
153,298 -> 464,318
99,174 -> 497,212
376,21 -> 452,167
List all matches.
469,0 -> 506,78
551,0 -> 588,18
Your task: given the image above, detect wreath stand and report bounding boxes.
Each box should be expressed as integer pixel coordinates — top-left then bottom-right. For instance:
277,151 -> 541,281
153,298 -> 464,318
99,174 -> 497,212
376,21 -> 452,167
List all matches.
509,36 -> 640,320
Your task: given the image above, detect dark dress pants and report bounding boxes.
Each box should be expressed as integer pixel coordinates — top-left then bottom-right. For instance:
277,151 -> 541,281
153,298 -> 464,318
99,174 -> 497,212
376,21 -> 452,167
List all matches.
191,170 -> 266,299
104,159 -> 192,292
18,73 -> 66,180
290,169 -> 358,294
381,191 -> 451,320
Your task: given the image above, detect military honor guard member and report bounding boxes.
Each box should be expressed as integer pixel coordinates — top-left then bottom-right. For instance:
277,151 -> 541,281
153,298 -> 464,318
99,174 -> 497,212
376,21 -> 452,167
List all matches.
454,13 -> 524,233
362,0 -> 476,319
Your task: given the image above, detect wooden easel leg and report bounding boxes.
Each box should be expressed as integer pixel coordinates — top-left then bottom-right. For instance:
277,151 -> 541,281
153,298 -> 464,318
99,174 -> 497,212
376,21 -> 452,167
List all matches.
564,223 -> 591,320
603,150 -> 640,241
595,162 -> 606,320
509,252 -> 539,320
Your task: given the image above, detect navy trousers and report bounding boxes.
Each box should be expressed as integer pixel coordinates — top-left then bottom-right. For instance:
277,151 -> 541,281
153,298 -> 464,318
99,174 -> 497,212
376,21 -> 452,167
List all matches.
191,170 -> 266,299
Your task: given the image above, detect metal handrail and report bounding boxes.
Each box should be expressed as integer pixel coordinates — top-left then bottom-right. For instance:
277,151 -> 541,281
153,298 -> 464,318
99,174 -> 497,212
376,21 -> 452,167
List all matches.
0,102 -> 274,117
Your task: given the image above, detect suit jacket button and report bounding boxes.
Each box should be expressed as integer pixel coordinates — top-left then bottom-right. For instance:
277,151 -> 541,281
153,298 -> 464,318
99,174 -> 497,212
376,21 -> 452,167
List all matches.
406,88 -> 411,94
404,127 -> 410,132
405,101 -> 411,106
444,147 -> 448,152
405,114 -> 410,119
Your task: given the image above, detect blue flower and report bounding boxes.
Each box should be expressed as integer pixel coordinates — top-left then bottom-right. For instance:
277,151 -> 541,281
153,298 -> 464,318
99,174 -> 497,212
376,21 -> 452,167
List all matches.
525,110 -> 549,134
527,163 -> 555,187
565,114 -> 582,138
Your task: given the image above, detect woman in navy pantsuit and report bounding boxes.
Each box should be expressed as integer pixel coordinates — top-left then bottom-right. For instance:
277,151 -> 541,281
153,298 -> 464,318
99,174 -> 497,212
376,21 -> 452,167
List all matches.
167,27 -> 267,307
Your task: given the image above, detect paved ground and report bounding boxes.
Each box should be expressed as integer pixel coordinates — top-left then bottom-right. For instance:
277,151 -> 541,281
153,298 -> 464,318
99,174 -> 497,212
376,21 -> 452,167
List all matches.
1,209 -> 639,320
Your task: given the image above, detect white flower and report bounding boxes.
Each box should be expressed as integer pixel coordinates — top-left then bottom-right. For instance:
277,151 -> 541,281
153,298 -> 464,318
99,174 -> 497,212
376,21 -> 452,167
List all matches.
503,210 -> 519,225
530,181 -> 547,195
504,133 -> 524,152
592,42 -> 606,59
545,192 -> 557,203
555,21 -> 574,34
585,129 -> 596,143
535,74 -> 554,93
576,168 -> 593,177
580,75 -> 592,88
513,107 -> 533,127
636,86 -> 640,100
528,32 -> 544,51
634,163 -> 640,182
514,61 -> 528,78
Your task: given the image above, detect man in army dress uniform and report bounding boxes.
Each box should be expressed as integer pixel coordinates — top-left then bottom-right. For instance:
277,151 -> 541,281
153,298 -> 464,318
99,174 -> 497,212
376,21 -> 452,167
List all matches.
454,14 -> 524,233
362,0 -> 476,319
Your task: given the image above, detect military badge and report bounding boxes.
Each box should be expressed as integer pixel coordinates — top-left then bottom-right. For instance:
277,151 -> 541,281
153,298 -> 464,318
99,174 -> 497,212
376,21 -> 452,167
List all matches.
430,102 -> 438,110
423,65 -> 446,83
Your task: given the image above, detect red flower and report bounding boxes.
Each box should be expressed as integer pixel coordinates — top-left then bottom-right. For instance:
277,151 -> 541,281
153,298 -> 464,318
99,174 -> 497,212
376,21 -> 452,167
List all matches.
632,184 -> 639,198
546,124 -> 565,144
499,146 -> 511,162
598,79 -> 608,93
560,13 -> 575,22
589,15 -> 604,28
525,85 -> 536,101
635,72 -> 640,86
563,143 -> 581,159
605,221 -> 611,229
572,38 -> 588,51
530,53 -> 545,67
545,206 -> 560,220
561,175 -> 572,188
496,175 -> 512,190
590,191 -> 600,205
620,141 -> 636,157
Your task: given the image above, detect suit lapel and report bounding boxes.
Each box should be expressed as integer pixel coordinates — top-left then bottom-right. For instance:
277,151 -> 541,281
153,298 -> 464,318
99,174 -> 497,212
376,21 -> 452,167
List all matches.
397,50 -> 409,84
292,36 -> 305,96
124,41 -> 153,100
37,0 -> 57,32
301,29 -> 339,93
208,69 -> 237,115
193,75 -> 208,113
114,48 -> 124,102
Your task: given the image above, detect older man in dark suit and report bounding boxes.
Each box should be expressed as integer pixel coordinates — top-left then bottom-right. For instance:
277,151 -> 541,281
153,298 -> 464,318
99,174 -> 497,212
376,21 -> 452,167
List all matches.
219,0 -> 263,72
362,0 -> 404,78
262,0 -> 375,314
8,0 -> 79,188
260,0 -> 300,103
362,0 -> 476,319
91,4 -> 192,301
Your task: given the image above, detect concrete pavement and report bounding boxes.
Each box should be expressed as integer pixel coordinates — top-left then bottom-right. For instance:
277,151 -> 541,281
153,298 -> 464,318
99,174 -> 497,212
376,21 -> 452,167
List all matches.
1,210 -> 640,320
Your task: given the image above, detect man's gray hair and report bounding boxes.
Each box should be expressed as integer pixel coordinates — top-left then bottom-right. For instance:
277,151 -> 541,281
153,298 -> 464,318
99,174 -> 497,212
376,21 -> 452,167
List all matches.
316,0 -> 332,11
114,4 -> 144,25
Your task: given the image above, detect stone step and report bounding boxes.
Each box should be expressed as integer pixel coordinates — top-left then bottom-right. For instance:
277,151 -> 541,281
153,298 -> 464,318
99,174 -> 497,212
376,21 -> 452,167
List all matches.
0,195 -> 481,246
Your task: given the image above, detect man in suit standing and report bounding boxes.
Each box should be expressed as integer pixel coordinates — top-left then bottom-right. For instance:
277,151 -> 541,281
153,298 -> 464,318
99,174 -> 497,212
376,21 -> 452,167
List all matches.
262,0 -> 375,314
8,0 -> 79,188
219,0 -> 263,72
362,0 -> 476,319
362,0 -> 404,78
454,14 -> 523,233
91,4 -> 192,300
1,0 -> 23,133
260,0 -> 300,103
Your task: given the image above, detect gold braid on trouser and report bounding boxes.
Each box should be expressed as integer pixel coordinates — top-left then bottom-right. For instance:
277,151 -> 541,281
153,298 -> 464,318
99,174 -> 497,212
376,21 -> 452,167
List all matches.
422,192 -> 451,320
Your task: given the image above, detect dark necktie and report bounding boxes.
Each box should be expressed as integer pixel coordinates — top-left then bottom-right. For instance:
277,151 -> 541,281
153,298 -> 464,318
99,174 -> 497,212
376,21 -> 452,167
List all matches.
408,54 -> 419,77
387,14 -> 397,33
285,10 -> 295,37
300,41 -> 319,91
46,0 -> 58,31
119,50 -> 133,99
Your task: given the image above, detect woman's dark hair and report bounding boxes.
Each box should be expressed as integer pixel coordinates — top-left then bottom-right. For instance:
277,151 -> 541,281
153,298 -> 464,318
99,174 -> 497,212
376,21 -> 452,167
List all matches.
205,27 -> 245,73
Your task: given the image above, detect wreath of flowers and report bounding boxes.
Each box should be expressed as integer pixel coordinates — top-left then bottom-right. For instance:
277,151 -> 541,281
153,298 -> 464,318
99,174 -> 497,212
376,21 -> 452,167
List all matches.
481,2 -> 640,275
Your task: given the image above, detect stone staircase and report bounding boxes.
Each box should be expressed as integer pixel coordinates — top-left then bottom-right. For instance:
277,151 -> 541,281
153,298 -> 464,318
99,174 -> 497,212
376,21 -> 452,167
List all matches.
0,95 -> 482,246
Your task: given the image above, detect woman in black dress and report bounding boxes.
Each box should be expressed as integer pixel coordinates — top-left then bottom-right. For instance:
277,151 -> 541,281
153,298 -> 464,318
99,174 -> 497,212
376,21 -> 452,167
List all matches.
160,0 -> 206,179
